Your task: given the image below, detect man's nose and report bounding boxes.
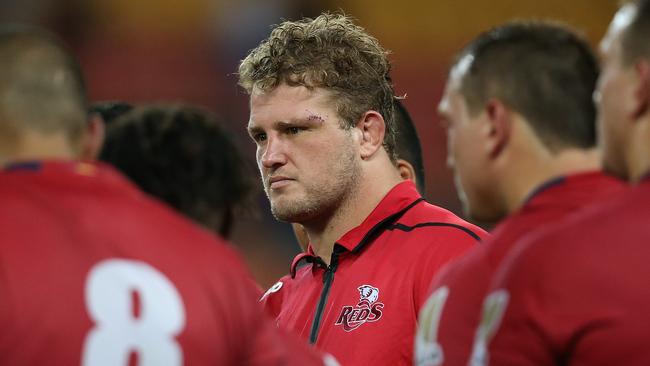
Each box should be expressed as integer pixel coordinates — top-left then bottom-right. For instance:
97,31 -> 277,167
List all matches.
261,136 -> 288,169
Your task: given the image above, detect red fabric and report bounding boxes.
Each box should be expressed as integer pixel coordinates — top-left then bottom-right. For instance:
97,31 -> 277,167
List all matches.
483,176 -> 650,365
0,161 -> 326,366
261,180 -> 486,366
415,171 -> 626,366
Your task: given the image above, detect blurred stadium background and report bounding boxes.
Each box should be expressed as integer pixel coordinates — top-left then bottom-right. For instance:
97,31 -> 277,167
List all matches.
2,0 -> 617,287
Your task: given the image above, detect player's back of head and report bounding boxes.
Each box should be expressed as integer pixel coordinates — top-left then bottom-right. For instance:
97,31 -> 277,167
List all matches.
0,25 -> 87,149
99,104 -> 255,238
394,99 -> 425,194
620,0 -> 650,65
89,101 -> 133,125
456,21 -> 599,152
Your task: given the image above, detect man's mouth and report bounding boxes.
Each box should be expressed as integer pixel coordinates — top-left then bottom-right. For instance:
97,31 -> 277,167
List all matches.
268,176 -> 294,190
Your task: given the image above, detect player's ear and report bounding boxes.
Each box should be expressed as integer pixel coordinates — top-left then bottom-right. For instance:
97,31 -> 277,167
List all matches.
396,158 -> 417,184
482,99 -> 511,159
80,113 -> 105,160
357,110 -> 386,160
632,59 -> 650,121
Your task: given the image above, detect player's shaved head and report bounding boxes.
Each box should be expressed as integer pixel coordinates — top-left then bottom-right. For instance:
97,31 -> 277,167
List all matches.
620,0 -> 650,65
454,21 -> 599,153
0,25 -> 87,149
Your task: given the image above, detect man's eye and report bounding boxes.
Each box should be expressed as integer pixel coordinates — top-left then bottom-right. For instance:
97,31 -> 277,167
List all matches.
254,133 -> 267,142
288,127 -> 300,134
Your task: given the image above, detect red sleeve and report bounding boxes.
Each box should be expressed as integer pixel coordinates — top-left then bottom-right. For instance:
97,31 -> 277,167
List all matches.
413,227 -> 484,311
471,230 -> 565,366
213,249 -> 329,365
415,250 -> 490,366
471,239 -> 555,366
249,319 -> 337,366
259,276 -> 290,318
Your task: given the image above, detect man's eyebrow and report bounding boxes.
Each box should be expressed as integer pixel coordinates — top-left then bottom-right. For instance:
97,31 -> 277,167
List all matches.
279,117 -> 321,127
247,117 -> 322,136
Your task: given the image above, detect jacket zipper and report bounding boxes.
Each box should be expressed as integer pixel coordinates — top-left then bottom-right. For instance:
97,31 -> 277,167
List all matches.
309,252 -> 340,344
306,198 -> 424,344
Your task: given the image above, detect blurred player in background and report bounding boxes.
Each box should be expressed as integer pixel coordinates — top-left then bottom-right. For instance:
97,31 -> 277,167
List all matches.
239,12 -> 486,366
393,98 -> 427,193
471,1 -> 650,364
100,104 -> 254,239
89,101 -> 133,126
78,101 -> 133,160
414,21 -> 626,366
291,98 -> 426,251
0,24 -> 331,365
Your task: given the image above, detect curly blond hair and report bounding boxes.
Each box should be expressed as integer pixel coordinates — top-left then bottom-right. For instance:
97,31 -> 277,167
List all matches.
238,13 -> 397,160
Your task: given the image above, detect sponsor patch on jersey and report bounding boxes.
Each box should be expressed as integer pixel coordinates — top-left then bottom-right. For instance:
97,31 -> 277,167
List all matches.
334,285 -> 384,331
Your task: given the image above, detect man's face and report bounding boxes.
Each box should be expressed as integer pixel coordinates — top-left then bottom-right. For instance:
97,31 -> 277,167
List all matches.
596,4 -> 638,180
439,58 -> 498,222
248,84 -> 361,223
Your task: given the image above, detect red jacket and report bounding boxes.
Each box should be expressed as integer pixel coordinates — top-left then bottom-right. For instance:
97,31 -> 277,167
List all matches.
0,161 -> 328,366
261,181 -> 486,365
415,171 -> 626,366
481,177 -> 650,366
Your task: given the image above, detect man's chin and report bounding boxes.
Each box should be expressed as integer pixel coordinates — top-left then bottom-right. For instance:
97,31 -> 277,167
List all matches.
270,204 -> 311,223
464,200 -> 502,225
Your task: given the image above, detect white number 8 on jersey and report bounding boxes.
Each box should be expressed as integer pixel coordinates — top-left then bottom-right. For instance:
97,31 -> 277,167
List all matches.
83,259 -> 186,366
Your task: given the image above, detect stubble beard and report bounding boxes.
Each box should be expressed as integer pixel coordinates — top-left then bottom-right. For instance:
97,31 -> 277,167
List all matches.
267,151 -> 361,224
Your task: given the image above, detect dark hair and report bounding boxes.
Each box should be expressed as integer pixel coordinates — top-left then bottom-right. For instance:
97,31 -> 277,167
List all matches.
456,21 -> 599,151
89,101 -> 133,125
238,12 -> 397,161
99,104 -> 255,239
394,100 -> 425,194
621,0 -> 650,65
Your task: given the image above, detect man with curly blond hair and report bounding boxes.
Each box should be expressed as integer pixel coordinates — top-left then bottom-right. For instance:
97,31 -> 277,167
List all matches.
240,13 -> 486,365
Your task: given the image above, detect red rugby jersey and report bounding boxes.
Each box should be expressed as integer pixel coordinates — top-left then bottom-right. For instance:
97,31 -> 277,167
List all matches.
414,171 -> 625,366
0,161 -> 329,366
475,177 -> 650,366
260,181 -> 486,366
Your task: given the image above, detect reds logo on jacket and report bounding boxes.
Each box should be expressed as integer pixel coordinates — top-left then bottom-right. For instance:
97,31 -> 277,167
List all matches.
335,285 -> 385,331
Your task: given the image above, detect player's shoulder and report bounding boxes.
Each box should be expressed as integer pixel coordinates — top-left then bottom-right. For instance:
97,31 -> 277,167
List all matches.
496,190 -> 637,286
260,273 -> 295,318
433,243 -> 488,285
531,186 -> 644,250
117,188 -> 250,279
396,200 -> 487,243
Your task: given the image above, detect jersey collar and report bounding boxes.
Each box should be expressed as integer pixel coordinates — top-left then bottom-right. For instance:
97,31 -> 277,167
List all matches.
522,171 -> 621,209
290,180 -> 424,277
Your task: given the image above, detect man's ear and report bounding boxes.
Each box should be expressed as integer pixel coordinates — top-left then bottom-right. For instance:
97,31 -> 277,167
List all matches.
483,99 -> 511,159
80,114 -> 105,160
396,158 -> 417,184
357,111 -> 386,160
632,59 -> 650,120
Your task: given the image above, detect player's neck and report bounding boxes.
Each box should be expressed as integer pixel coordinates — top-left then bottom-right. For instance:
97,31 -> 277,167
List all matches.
304,164 -> 402,266
0,131 -> 79,167
626,119 -> 650,183
501,147 -> 601,214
